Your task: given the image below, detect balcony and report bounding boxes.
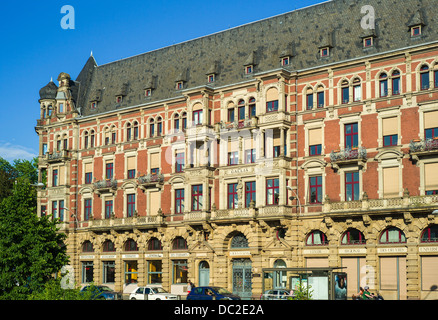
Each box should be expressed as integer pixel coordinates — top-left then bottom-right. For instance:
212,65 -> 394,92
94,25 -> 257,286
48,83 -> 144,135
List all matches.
258,205 -> 294,219
215,118 -> 258,133
93,179 -> 117,194
409,138 -> 438,161
80,214 -> 165,231
330,147 -> 367,170
323,193 -> 438,215
137,173 -> 164,190
46,150 -> 71,163
183,211 -> 211,224
211,207 -> 257,221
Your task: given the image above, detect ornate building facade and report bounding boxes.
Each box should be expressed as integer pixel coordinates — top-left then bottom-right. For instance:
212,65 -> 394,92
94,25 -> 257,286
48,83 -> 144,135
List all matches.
35,0 -> 438,299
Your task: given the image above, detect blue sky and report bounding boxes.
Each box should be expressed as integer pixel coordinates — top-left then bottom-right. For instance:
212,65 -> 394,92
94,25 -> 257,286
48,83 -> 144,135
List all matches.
0,0 -> 323,162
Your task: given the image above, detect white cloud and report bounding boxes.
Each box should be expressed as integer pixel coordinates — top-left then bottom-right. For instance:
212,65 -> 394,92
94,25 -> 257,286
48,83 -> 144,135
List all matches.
0,142 -> 38,162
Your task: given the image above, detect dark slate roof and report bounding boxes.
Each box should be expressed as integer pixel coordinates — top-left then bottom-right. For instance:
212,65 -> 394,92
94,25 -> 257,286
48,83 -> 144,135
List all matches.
39,80 -> 58,100
72,0 -> 438,117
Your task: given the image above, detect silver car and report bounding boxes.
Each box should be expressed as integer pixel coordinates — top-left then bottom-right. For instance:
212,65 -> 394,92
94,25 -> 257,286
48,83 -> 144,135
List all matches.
260,289 -> 293,300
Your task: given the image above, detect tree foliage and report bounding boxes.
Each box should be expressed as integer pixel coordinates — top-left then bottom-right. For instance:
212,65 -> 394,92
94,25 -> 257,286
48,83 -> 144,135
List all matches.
0,157 -> 69,299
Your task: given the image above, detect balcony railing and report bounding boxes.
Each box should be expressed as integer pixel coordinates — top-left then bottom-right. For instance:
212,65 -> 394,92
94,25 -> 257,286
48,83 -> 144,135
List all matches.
46,150 -> 71,163
409,138 -> 438,154
93,179 -> 117,192
323,193 -> 438,214
137,174 -> 164,189
215,118 -> 258,132
330,147 -> 367,163
79,215 -> 164,230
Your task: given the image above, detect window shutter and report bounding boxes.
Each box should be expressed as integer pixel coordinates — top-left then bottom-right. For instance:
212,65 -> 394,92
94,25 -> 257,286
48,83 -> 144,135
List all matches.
383,167 -> 399,197
425,163 -> 438,191
150,153 -> 160,169
380,257 -> 397,290
266,87 -> 279,102
382,117 -> 398,136
422,256 -> 438,290
149,191 -> 160,216
425,111 -> 438,129
127,157 -> 136,171
85,163 -> 92,173
309,128 -> 322,145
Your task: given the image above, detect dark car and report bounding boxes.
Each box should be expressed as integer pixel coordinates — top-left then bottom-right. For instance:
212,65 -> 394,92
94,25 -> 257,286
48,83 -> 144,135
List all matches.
186,286 -> 241,300
80,285 -> 122,300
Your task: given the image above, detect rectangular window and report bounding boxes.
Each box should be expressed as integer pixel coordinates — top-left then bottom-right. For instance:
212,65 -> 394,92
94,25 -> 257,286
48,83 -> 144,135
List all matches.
128,169 -> 136,179
392,77 -> 400,95
421,71 -> 430,90
282,57 -> 289,66
112,132 -> 117,144
245,181 -> 256,208
208,74 -> 214,83
175,152 -> 185,173
59,200 -> 64,221
52,201 -> 58,219
228,183 -> 238,209
353,85 -> 361,101
84,199 -> 92,221
106,163 -> 113,179
125,261 -> 138,284
364,37 -> 373,47
192,185 -> 203,211
103,261 -> 116,283
228,151 -> 238,166
127,194 -> 135,217
383,167 -> 399,198
53,169 -> 58,187
249,101 -> 256,117
172,260 -> 188,284
425,163 -> 438,195
273,146 -> 281,158
266,178 -> 279,206
383,134 -> 398,147
151,168 -> 159,175
345,171 -> 360,201
309,144 -> 322,156
345,123 -> 358,149
309,176 -> 322,204
105,200 -> 113,219
238,106 -> 245,121
82,261 -> 94,283
85,172 -> 92,184
245,149 -> 256,164
245,66 -> 252,74
306,94 -> 313,110
435,70 -> 438,88
380,78 -> 388,97
321,47 -> 329,57
148,260 -> 163,284
412,26 -> 421,36
425,128 -> 438,140
266,100 -> 278,113
193,110 -> 203,125
175,189 -> 185,214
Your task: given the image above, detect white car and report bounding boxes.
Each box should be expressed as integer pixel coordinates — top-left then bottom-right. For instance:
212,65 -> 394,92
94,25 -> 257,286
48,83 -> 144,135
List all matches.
129,286 -> 178,300
260,289 -> 293,300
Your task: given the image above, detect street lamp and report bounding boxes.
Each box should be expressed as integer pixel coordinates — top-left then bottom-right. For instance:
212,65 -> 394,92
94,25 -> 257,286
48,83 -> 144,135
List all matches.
287,186 -> 302,215
61,206 -> 79,228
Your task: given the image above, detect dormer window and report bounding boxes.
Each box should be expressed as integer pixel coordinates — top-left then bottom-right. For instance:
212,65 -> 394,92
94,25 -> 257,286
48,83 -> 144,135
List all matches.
245,65 -> 253,74
176,81 -> 183,90
208,74 -> 215,83
59,103 -> 64,113
116,96 -> 123,103
320,47 -> 329,57
281,57 -> 289,66
363,37 -> 374,48
145,89 -> 152,97
91,102 -> 97,110
411,25 -> 421,37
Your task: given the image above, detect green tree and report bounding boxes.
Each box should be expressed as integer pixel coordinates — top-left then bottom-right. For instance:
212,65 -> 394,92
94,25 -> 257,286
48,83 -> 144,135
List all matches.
289,282 -> 313,300
28,279 -> 97,300
0,178 -> 69,300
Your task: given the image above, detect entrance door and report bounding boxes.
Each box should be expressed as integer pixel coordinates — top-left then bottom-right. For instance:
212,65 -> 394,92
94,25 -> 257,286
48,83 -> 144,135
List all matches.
232,258 -> 252,299
199,261 -> 210,286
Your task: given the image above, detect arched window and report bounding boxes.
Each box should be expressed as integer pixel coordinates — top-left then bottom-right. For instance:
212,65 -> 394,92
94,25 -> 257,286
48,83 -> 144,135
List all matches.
126,123 -> 132,141
238,99 -> 245,121
379,227 -> 406,244
182,112 -> 187,131
149,118 -> 155,137
148,237 -> 162,250
230,233 -> 249,249
353,78 -> 361,102
420,65 -> 430,90
157,117 -> 163,136
306,230 -> 328,246
174,114 -> 180,132
133,121 -> 139,140
90,130 -> 95,148
82,241 -> 94,252
172,237 -> 187,250
379,73 -> 388,97
392,70 -> 401,95
84,131 -> 89,149
341,80 -> 349,104
249,97 -> 256,117
341,228 -> 366,245
421,225 -> 438,243
102,240 -> 116,252
124,239 -> 138,251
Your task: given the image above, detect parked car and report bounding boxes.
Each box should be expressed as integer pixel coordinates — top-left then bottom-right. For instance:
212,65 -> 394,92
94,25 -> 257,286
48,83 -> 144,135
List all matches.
186,286 -> 241,300
80,285 -> 122,300
129,285 -> 178,300
260,289 -> 293,300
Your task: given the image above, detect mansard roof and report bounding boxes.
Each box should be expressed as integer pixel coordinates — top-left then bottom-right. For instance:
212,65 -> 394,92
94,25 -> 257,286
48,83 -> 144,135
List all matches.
70,0 -> 438,117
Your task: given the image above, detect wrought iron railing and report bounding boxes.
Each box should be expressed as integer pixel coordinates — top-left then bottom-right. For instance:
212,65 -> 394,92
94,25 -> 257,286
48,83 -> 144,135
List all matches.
330,147 -> 367,162
409,138 -> 438,153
